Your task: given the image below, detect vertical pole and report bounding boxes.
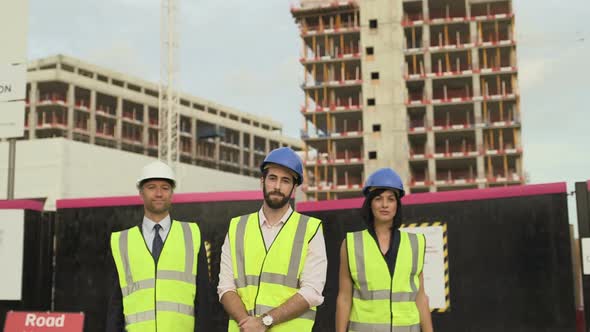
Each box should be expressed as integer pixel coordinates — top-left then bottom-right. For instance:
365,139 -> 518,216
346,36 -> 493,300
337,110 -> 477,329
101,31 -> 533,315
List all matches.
7,139 -> 16,199
576,182 -> 590,329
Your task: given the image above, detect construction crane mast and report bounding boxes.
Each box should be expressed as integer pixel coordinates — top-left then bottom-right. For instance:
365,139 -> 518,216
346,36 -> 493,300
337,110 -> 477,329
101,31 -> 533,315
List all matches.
159,0 -> 179,166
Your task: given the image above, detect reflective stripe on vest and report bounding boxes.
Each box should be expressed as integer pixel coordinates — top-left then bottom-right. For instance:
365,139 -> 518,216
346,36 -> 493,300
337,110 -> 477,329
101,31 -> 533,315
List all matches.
125,302 -> 194,324
348,230 -> 424,331
351,231 -> 420,301
117,222 -> 196,296
234,214 -> 310,290
348,321 -> 421,332
229,212 -> 320,331
111,220 -> 200,331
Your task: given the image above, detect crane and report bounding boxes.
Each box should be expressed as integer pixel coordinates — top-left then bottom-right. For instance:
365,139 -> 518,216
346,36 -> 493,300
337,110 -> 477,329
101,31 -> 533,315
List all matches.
159,0 -> 179,167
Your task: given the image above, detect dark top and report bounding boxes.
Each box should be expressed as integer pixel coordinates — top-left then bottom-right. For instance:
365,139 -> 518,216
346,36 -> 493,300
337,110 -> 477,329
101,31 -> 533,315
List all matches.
367,227 -> 401,278
106,221 -> 211,332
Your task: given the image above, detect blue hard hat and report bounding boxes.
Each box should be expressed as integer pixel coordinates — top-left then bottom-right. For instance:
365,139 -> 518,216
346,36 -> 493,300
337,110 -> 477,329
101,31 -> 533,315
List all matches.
260,147 -> 304,185
362,168 -> 405,198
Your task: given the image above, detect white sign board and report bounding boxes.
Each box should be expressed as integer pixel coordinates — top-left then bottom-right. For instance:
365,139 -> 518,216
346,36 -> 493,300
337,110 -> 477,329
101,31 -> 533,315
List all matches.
581,238 -> 590,275
0,0 -> 29,64
0,64 -> 27,102
0,101 -> 26,138
0,209 -> 25,300
403,225 -> 448,310
1,0 -> 28,138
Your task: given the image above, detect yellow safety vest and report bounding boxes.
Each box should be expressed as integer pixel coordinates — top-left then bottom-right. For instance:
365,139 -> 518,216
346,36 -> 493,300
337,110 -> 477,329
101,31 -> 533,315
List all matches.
227,211 -> 322,332
347,229 -> 425,332
110,220 -> 201,332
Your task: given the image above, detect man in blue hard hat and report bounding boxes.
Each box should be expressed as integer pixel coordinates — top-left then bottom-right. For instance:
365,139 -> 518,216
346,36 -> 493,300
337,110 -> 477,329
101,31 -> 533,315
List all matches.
218,147 -> 327,332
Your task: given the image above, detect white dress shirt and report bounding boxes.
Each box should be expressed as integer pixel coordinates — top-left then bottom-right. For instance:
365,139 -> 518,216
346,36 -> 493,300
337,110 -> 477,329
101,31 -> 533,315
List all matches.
141,215 -> 171,252
217,206 -> 327,308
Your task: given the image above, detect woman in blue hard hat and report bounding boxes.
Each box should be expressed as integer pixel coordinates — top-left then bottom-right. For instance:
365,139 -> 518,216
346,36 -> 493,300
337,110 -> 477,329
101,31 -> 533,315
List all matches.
335,168 -> 433,332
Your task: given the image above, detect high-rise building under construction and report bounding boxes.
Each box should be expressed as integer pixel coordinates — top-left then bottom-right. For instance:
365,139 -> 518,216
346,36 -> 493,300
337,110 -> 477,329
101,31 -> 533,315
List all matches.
292,0 -> 523,200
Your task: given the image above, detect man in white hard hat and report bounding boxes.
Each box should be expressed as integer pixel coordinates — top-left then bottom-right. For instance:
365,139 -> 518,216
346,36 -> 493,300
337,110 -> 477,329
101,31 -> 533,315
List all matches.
106,160 -> 210,331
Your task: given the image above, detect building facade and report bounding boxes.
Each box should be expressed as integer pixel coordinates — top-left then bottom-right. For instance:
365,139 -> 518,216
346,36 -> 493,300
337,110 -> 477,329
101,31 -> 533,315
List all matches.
23,55 -> 302,177
292,0 -> 523,200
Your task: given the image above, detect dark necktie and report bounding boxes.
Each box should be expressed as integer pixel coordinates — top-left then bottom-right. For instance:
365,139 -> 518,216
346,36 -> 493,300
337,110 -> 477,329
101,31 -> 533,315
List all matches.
152,224 -> 163,262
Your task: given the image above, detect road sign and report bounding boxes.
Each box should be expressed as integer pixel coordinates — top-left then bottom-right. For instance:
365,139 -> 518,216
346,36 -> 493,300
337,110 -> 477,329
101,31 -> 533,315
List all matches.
0,64 -> 26,102
3,311 -> 84,332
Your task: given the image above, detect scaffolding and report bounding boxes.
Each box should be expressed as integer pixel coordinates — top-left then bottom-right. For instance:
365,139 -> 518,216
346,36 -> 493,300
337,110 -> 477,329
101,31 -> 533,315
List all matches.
293,0 -> 523,200
294,2 -> 364,200
403,0 -> 523,192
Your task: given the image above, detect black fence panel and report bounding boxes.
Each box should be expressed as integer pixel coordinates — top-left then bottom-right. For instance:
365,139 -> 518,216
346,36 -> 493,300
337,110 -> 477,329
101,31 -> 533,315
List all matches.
51,183 -> 576,332
54,193 -> 265,332
301,184 -> 575,332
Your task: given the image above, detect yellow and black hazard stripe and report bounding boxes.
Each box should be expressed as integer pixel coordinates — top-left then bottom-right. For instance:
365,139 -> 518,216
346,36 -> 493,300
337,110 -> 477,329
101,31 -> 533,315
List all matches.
401,221 -> 450,313
204,240 -> 212,281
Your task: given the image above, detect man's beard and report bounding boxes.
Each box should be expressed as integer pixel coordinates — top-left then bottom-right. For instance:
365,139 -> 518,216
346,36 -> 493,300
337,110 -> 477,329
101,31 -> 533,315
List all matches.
145,201 -> 171,215
263,187 -> 291,209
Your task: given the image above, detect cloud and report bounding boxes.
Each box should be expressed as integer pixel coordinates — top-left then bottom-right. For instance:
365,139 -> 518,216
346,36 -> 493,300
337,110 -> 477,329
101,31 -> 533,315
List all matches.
209,54 -> 303,136
84,42 -> 156,81
525,141 -> 590,183
518,57 -> 549,91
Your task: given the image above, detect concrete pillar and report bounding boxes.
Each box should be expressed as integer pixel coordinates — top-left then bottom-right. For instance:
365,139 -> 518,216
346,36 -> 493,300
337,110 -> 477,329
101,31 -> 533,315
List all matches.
426,66 -> 436,191
249,134 -> 255,173
192,118 -> 198,162
66,84 -> 74,140
142,104 -> 149,154
116,97 -> 122,149
474,86 -> 485,186
471,48 -> 480,71
195,120 -> 201,160
428,158 -> 437,192
474,101 -> 483,128
477,155 -> 485,188
425,78 -> 433,101
470,22 -> 480,70
512,73 -> 520,96
29,82 -> 37,139
422,0 -> 429,20
239,131 -> 244,175
265,138 -> 270,154
472,74 -> 481,97
214,134 -> 220,169
426,105 -> 435,151
424,51 -> 432,74
469,21 -> 477,44
474,101 -> 485,187
422,0 -> 431,74
89,90 -> 96,144
427,107 -> 436,193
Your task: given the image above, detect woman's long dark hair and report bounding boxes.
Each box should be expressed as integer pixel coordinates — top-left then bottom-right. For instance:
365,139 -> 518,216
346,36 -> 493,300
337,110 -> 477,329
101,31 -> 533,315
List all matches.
360,188 -> 403,232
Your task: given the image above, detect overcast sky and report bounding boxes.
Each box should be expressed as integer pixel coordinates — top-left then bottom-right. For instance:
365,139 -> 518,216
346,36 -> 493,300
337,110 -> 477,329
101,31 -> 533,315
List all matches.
27,0 -> 590,222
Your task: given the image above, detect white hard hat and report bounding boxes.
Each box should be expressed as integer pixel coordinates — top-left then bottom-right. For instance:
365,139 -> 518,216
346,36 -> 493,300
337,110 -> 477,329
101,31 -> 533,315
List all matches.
137,160 -> 176,188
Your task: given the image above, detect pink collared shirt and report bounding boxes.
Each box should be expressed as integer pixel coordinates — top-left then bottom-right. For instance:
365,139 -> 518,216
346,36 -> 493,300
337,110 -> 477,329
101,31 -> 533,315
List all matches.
217,206 -> 327,308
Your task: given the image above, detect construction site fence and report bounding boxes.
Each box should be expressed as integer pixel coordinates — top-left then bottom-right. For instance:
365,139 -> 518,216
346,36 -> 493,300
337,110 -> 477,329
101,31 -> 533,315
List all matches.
1,181 -> 587,332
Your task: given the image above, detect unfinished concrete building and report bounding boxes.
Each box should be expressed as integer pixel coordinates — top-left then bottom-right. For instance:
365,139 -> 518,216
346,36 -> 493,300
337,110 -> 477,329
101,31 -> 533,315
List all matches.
23,55 -> 302,178
292,0 -> 523,200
